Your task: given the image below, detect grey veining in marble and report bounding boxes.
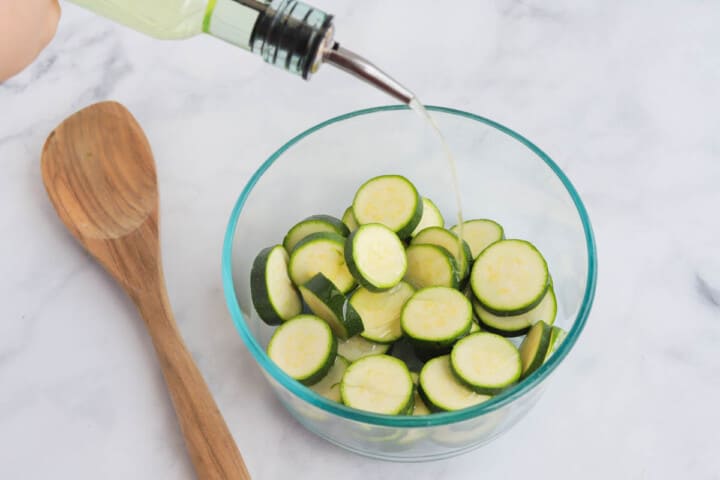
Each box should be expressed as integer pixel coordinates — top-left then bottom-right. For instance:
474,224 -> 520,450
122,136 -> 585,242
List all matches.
1,1 -> 719,479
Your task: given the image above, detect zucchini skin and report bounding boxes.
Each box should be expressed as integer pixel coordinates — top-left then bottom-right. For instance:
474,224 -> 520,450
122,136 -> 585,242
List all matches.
283,214 -> 349,252
301,272 -> 364,339
301,334 -> 338,386
306,214 -> 350,237
250,245 -> 299,326
474,318 -> 531,337
417,384 -> 444,412
342,207 -> 359,232
473,282 -> 549,317
472,287 -> 557,337
519,320 -> 552,380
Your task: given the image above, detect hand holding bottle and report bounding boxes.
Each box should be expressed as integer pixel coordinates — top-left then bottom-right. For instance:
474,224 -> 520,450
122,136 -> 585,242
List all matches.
0,0 -> 61,82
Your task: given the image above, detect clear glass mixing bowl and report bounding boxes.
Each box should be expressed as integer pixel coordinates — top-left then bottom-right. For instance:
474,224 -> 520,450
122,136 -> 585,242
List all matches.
222,105 -> 597,461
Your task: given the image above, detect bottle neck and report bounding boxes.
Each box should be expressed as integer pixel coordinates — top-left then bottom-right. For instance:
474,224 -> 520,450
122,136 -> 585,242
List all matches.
205,0 -> 334,79
205,0 -> 415,104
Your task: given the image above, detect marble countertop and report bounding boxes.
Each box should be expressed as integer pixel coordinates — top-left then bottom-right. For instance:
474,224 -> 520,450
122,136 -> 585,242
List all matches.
2,1 -> 719,478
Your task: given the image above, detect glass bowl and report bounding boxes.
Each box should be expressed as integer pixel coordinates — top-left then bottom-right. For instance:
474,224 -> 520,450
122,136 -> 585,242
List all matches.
222,105 -> 597,462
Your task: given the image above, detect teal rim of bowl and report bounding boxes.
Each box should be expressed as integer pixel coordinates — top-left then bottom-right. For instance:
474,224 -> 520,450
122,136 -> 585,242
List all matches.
222,105 -> 597,427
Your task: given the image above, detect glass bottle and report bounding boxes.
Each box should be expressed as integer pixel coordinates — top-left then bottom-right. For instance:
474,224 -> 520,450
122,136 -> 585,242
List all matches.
68,0 -> 414,103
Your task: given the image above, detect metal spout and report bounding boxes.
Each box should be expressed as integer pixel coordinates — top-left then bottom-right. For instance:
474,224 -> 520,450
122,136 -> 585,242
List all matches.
323,43 -> 415,105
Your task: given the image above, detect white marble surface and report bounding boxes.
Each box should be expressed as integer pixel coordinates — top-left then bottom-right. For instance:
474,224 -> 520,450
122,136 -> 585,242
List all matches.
2,1 -> 719,478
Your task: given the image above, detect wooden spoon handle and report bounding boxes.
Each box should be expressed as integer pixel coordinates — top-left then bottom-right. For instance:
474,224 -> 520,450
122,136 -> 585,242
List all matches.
134,288 -> 251,480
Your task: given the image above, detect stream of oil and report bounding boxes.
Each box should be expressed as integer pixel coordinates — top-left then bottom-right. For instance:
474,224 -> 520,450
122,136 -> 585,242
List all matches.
408,99 -> 465,246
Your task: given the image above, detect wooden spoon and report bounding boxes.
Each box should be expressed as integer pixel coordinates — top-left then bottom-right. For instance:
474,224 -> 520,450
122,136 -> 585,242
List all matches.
41,101 -> 251,480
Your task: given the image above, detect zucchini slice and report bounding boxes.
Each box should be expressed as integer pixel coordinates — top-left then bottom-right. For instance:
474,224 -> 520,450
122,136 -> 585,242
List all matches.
419,355 -> 491,411
412,390 -> 431,416
283,214 -> 349,252
345,223 -> 407,291
340,355 -> 414,415
473,287 -> 557,337
411,227 -> 472,280
267,315 -> 337,386
470,239 -> 549,316
518,320 -> 552,379
469,322 -> 481,334
545,326 -> 567,361
352,175 -> 423,239
411,197 -> 445,236
299,273 -> 363,340
310,355 -> 349,402
404,244 -> 459,289
250,245 -> 302,326
409,373 -> 431,415
401,287 -> 472,349
451,219 -> 504,259
349,282 -> 415,344
337,335 -> 390,362
289,232 -> 356,293
341,206 -> 359,232
450,332 -> 521,394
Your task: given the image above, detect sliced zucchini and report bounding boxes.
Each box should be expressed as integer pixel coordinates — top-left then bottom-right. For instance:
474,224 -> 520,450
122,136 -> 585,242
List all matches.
450,332 -> 521,394
283,214 -> 349,252
289,232 -> 356,293
470,239 -> 549,316
469,322 -> 481,334
299,273 -> 363,340
473,287 -> 557,337
349,282 -> 414,343
412,389 -> 431,416
341,206 -> 359,232
411,227 -> 472,280
404,244 -> 459,289
267,314 -> 337,386
352,175 -> 422,239
419,355 -> 491,411
545,326 -> 567,361
518,320 -> 552,379
337,335 -> 390,362
340,355 -> 414,415
451,219 -> 504,259
345,223 -> 407,291
310,355 -> 349,402
401,287 -> 472,349
402,390 -> 416,415
408,372 -> 430,416
250,245 -> 302,326
411,197 -> 445,236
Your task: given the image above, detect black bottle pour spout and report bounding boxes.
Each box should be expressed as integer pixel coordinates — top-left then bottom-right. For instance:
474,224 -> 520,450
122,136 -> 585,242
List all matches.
250,1 -> 415,105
